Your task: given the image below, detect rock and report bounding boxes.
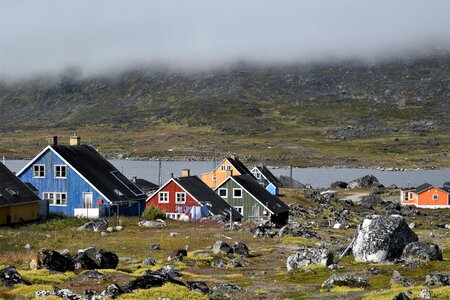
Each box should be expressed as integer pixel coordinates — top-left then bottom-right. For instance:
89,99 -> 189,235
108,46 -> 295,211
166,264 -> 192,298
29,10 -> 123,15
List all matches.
392,292 -> 411,300
101,284 -> 122,298
390,270 -> 412,287
360,194 -> 384,209
38,248 -> 75,272
80,270 -> 104,280
168,249 -> 187,262
232,242 -> 250,257
143,257 -> 157,266
213,241 -> 233,255
348,175 -> 380,189
0,266 -> 30,286
95,250 -> 119,269
418,289 -> 432,299
55,288 -> 84,300
106,227 -> 115,232
352,215 -> 418,263
402,261 -> 423,269
29,259 -> 38,270
150,242 -> 160,250
73,251 -> 98,270
321,274 -> 369,288
138,220 -> 166,228
333,223 -> 343,229
330,181 -> 348,189
408,222 -> 416,229
286,247 -> 333,271
115,226 -> 123,231
24,243 -> 32,249
77,218 -> 109,232
401,241 -> 443,261
61,249 -> 72,260
122,271 -> 184,293
158,265 -> 181,279
425,272 -> 450,286
101,231 -> 108,237
187,281 -> 210,294
169,232 -> 178,237
279,175 -> 306,189
213,283 -> 242,292
366,268 -> 380,275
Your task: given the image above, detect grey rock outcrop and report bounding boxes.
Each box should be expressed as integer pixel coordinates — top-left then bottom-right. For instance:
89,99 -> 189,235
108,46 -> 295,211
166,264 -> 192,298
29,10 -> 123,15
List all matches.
353,215 -> 418,263
38,248 -> 75,272
401,241 -> 443,261
213,241 -> 233,255
232,242 -> 249,257
287,247 -> 333,271
321,274 -> 369,288
77,219 -> 109,232
425,272 -> 450,286
0,266 -> 30,286
348,175 -> 380,189
390,270 -> 412,287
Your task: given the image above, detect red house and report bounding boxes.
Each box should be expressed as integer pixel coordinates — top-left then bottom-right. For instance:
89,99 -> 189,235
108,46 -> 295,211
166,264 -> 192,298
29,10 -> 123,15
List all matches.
146,170 -> 242,221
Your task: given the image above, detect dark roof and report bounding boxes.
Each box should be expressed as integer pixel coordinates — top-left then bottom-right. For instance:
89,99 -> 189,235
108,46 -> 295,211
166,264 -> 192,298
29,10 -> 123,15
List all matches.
415,183 -> 433,193
174,176 -> 242,221
442,186 -> 450,193
229,174 -> 289,214
227,157 -> 253,177
132,178 -> 159,191
0,162 -> 40,207
51,145 -> 146,203
256,165 -> 282,187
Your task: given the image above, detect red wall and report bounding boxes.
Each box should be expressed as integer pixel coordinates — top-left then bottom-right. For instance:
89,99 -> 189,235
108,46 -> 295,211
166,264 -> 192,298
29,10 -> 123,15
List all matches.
146,180 -> 201,213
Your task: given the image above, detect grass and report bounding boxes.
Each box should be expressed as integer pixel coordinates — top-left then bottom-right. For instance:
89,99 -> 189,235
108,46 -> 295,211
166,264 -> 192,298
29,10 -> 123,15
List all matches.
116,283 -> 209,300
20,269 -> 76,284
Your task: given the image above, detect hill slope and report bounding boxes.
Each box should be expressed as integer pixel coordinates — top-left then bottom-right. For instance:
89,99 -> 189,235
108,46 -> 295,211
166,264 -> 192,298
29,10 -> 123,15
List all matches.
0,55 -> 449,167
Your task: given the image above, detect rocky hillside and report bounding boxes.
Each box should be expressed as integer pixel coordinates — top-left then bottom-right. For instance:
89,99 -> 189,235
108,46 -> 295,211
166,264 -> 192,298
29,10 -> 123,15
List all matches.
0,54 -> 449,166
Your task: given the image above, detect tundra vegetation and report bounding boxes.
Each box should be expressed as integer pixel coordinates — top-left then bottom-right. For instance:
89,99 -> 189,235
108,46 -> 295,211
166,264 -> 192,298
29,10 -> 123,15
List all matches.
0,186 -> 449,299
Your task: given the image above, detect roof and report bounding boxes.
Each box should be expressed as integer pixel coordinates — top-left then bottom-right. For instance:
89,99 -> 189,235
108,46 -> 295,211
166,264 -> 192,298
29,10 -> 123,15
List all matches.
0,162 -> 40,207
255,165 -> 282,187
19,145 -> 146,203
226,157 -> 253,176
133,178 -> 159,191
221,174 -> 290,214
173,176 -> 242,221
415,183 -> 433,193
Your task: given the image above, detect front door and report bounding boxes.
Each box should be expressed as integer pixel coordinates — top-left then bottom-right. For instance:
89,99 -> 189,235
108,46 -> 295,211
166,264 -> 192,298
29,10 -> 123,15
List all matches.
251,205 -> 260,219
82,192 -> 93,208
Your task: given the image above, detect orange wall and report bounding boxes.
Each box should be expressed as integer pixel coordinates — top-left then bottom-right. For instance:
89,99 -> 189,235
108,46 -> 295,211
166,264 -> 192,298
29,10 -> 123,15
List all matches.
201,160 -> 240,189
417,188 -> 449,206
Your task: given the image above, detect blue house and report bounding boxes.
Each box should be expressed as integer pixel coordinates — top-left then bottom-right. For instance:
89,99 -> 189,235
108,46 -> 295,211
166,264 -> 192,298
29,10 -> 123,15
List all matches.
17,136 -> 147,218
250,165 -> 282,195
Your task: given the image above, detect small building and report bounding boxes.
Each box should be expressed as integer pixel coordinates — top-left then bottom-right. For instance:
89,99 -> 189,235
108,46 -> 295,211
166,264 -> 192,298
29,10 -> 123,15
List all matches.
202,155 -> 254,189
215,174 -> 290,225
0,162 -> 40,225
250,165 -> 282,195
131,177 -> 159,197
17,136 -> 147,218
146,169 -> 242,221
400,183 -> 450,208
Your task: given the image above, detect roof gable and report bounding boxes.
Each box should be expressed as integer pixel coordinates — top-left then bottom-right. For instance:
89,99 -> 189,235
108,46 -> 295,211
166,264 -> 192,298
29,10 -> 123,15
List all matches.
0,162 -> 40,207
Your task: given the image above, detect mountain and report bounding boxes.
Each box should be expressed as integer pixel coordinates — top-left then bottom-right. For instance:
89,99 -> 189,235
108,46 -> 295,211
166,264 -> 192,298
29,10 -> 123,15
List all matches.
0,54 -> 449,167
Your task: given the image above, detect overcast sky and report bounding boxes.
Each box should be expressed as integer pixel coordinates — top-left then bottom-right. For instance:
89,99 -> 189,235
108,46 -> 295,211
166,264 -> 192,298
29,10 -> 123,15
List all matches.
0,0 -> 449,79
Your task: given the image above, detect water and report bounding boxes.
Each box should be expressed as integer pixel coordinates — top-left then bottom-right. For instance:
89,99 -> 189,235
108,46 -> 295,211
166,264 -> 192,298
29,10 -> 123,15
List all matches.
4,159 -> 449,188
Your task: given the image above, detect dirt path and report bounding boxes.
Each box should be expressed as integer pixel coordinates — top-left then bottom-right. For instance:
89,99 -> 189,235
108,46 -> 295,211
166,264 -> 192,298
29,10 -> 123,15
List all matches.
341,191 -> 370,203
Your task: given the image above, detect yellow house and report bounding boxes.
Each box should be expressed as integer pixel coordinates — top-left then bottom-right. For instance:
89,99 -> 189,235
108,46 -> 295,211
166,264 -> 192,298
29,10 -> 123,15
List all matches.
0,162 -> 40,225
201,156 -> 253,189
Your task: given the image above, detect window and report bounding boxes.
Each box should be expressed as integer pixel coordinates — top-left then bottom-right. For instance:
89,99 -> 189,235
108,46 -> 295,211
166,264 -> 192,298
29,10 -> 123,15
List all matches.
166,213 -> 181,220
221,165 -> 231,171
233,188 -> 243,198
212,176 -> 216,182
54,165 -> 67,178
176,192 -> 186,203
158,192 -> 169,203
253,171 -> 261,179
43,192 -> 67,206
234,206 -> 243,214
33,164 -> 45,178
432,194 -> 439,200
218,188 -> 227,198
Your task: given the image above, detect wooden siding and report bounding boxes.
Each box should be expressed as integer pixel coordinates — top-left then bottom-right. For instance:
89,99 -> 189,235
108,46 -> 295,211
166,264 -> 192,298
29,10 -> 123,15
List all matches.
146,180 -> 202,214
417,187 -> 449,206
0,202 -> 39,225
218,180 -> 269,220
18,149 -> 111,216
202,160 -> 242,189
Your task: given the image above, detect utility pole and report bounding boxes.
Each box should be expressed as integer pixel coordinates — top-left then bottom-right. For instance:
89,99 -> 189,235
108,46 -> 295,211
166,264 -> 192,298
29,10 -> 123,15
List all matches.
158,160 -> 162,186
290,165 -> 293,188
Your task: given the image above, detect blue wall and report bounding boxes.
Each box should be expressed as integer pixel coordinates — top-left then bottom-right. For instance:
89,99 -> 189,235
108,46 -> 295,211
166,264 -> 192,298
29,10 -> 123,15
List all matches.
18,149 -> 111,216
266,183 -> 278,196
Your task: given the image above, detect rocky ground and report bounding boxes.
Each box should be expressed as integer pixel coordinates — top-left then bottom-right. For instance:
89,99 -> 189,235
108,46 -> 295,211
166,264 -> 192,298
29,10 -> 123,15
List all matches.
0,179 -> 450,299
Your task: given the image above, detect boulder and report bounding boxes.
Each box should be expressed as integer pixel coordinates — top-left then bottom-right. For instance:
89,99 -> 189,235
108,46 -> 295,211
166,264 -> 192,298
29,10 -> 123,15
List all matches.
143,257 -> 157,266
213,241 -> 233,255
95,249 -> 119,269
213,283 -> 242,292
390,270 -> 412,287
232,242 -> 250,257
352,215 -> 418,263
401,241 -> 443,261
187,281 -> 210,294
425,272 -> 450,286
73,251 -> 98,270
360,194 -> 384,209
101,284 -> 122,298
77,218 -> 109,232
158,265 -> 181,279
38,249 -> 75,272
24,243 -> 32,249
348,175 -> 380,189
279,175 -> 306,189
330,181 -> 348,189
150,242 -> 160,250
286,247 -> 333,271
0,266 -> 30,286
122,271 -> 184,293
418,289 -> 432,299
321,274 -> 369,288
392,292 -> 411,300
80,270 -> 104,280
138,220 -> 166,228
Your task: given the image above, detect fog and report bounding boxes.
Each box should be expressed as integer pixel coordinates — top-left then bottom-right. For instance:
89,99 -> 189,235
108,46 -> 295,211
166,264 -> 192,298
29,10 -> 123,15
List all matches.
0,0 -> 449,79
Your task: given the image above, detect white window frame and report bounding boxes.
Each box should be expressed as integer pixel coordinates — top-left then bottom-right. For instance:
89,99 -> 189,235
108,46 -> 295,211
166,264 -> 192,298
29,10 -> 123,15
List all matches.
233,188 -> 243,198
43,192 -> 67,206
33,164 -> 46,178
175,192 -> 186,204
221,165 -> 231,171
158,192 -> 169,203
54,165 -> 67,179
432,194 -> 439,200
166,213 -> 181,220
234,206 -> 243,214
218,188 -> 228,198
253,171 -> 261,179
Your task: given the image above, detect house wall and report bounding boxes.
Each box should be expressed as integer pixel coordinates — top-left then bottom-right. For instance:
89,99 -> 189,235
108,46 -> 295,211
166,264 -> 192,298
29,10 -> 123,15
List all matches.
417,188 -> 449,206
266,183 -> 278,196
400,190 -> 418,205
202,160 -> 241,189
146,180 -> 201,214
218,180 -> 269,220
0,202 -> 39,225
18,149 -> 110,217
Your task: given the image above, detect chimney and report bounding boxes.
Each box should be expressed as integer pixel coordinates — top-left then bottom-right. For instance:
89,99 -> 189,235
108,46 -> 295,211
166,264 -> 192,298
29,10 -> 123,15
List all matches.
231,153 -> 236,160
47,136 -> 58,146
70,134 -> 80,146
131,176 -> 137,183
181,169 -> 190,177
